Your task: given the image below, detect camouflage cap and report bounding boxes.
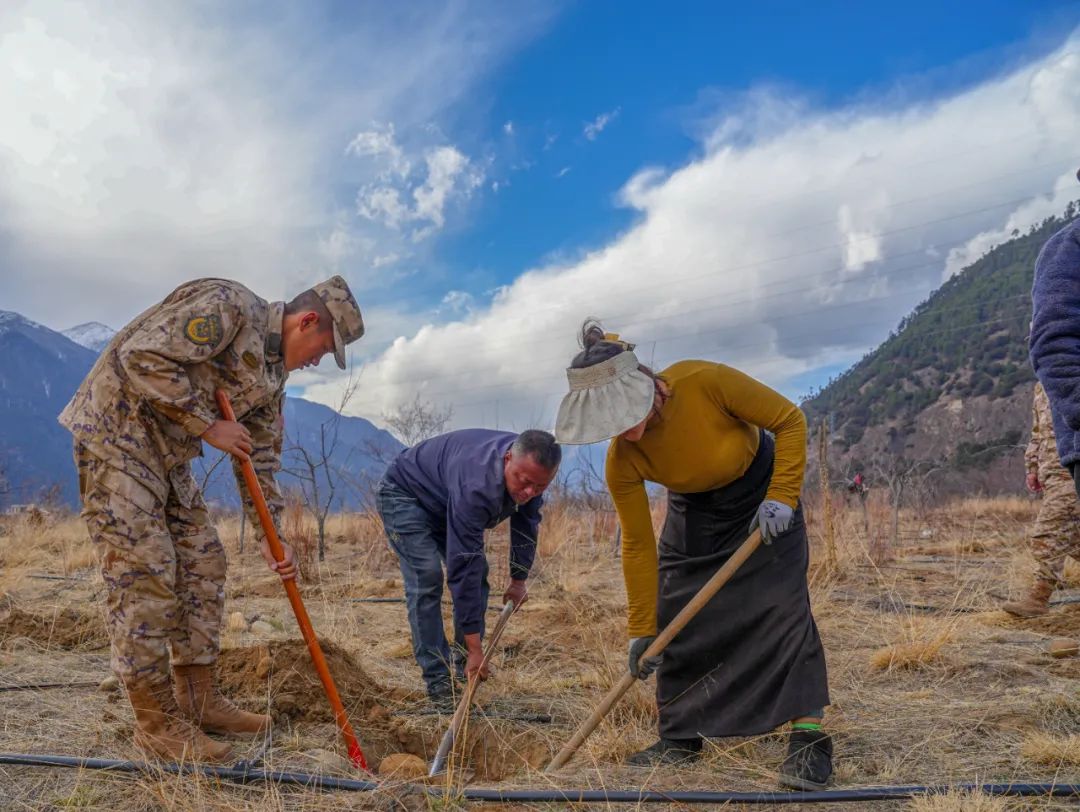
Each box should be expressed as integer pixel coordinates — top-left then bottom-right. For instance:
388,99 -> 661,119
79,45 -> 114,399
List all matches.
311,275 -> 364,369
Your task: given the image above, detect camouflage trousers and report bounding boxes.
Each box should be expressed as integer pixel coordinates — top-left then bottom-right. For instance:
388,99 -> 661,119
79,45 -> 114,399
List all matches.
75,443 -> 226,681
1030,464 -> 1080,588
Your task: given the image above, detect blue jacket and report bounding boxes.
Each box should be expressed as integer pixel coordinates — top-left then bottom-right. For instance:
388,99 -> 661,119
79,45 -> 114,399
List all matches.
1030,218 -> 1080,469
384,429 -> 542,635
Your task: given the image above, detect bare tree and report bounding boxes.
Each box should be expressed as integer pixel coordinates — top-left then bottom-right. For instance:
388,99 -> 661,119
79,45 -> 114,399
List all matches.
871,453 -> 942,558
195,448 -> 247,551
551,448 -> 622,554
347,394 -> 454,511
196,450 -> 230,495
383,394 -> 453,448
282,374 -> 361,562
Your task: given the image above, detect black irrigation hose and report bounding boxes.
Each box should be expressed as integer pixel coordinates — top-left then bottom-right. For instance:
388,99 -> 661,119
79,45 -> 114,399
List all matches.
2,753 -> 1078,805
0,681 -> 99,693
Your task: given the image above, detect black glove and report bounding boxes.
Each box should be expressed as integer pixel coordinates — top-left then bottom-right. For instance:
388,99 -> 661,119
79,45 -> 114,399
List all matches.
628,636 -> 663,680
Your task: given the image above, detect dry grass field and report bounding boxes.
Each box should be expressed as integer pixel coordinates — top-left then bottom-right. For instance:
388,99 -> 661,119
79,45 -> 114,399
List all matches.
1,491 -> 1078,810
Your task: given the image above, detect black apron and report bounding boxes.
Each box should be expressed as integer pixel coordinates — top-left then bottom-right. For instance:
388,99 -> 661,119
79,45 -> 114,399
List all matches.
656,432 -> 829,739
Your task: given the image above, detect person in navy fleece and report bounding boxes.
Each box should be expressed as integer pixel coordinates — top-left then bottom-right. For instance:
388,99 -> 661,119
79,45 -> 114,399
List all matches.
376,429 -> 561,705
1030,174 -> 1080,492
1027,178 -> 1080,618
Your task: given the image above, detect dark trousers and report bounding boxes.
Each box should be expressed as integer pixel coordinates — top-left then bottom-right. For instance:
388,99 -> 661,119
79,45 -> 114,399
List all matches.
376,479 -> 489,695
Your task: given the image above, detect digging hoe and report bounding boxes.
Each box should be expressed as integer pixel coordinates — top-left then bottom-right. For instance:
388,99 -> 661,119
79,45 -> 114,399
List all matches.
545,529 -> 763,772
428,600 -> 517,777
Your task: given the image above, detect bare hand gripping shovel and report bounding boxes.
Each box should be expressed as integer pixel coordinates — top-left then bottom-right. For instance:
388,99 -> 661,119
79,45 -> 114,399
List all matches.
545,529 -> 763,772
216,389 -> 369,771
428,601 -> 516,777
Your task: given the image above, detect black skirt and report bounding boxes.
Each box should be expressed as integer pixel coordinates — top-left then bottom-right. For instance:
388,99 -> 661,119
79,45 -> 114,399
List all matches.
655,432 -> 829,739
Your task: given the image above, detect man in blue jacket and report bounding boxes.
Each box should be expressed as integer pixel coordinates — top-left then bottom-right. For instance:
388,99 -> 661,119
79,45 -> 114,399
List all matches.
376,429 -> 561,705
1027,175 -> 1080,615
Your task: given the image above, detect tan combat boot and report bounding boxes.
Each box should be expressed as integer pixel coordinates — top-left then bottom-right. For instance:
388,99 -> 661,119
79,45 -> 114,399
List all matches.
173,664 -> 271,739
126,677 -> 234,763
1002,579 -> 1055,618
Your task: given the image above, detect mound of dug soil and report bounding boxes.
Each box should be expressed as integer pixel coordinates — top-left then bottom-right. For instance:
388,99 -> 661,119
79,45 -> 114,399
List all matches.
216,639 -> 391,723
0,602 -> 108,650
216,639 -> 552,780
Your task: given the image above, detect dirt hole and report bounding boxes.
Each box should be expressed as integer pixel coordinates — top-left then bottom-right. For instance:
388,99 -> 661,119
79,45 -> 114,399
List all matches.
216,639 -> 551,780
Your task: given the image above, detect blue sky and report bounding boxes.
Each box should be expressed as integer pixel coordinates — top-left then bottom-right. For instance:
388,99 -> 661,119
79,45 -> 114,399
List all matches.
2,1 -> 1079,428
438,0 -> 1079,299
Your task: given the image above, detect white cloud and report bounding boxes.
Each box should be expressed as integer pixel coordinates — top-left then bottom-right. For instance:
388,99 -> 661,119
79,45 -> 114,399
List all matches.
356,186 -> 411,230
503,120 -> 514,136
837,201 -> 885,273
346,123 -> 412,178
583,107 -> 620,140
305,35 -> 1080,431
354,134 -> 485,241
414,146 -> 485,235
942,166 -> 1080,279
556,166 -> 571,179
318,222 -> 374,268
0,1 -> 555,328
440,290 -> 475,315
372,252 -> 402,269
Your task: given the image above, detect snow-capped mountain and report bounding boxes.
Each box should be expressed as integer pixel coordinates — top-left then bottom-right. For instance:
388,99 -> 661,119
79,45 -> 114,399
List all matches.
63,321 -> 117,352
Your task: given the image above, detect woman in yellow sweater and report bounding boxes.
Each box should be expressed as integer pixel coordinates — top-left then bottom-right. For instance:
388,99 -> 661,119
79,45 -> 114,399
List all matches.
555,322 -> 832,790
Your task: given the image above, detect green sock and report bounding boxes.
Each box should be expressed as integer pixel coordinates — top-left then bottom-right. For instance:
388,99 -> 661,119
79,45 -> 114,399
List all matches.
791,722 -> 822,731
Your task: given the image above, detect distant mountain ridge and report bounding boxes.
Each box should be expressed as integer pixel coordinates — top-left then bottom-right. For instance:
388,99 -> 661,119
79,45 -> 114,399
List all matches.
0,311 -> 102,506
0,311 -> 401,509
802,206 -> 1079,490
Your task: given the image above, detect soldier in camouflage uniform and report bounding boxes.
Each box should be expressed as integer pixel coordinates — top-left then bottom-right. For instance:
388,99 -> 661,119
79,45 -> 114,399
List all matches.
1003,381 -> 1080,618
60,276 -> 364,763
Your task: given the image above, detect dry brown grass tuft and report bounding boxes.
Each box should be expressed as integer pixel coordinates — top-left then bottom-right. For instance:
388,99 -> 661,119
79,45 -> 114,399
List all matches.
869,617 -> 957,672
906,788 -> 1009,811
283,495 -> 319,582
0,514 -> 95,587
1063,557 -> 1080,588
1020,732 -> 1080,767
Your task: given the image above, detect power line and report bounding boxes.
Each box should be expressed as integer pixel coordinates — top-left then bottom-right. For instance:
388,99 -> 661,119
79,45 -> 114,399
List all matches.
352,145 -> 1075,318
344,158 -> 1076,360
343,274 -> 1035,404
339,190 -> 1064,401
346,306 -> 1033,415
445,311 -> 1034,414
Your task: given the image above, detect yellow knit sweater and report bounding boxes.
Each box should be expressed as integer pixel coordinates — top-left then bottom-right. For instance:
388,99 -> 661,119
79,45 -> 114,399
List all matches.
606,360 -> 807,636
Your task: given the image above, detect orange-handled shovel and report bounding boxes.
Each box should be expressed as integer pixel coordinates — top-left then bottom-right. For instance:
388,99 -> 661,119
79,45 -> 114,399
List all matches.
216,389 -> 368,771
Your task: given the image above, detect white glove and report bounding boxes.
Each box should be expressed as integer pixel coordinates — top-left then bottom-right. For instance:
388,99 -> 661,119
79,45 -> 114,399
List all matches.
749,499 -> 794,544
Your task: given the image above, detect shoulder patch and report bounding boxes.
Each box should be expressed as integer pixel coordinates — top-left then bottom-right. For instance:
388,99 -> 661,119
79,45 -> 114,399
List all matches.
241,351 -> 259,369
184,315 -> 222,347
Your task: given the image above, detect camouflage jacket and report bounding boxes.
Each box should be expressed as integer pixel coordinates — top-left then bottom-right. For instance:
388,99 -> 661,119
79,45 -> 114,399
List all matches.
1026,382 -> 1057,477
60,278 -> 287,536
